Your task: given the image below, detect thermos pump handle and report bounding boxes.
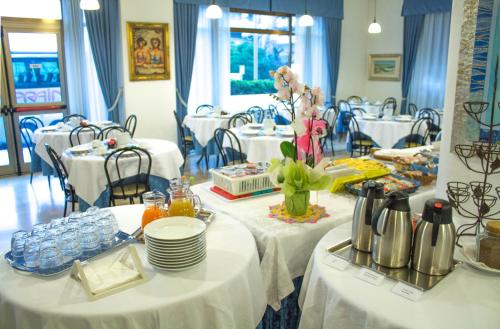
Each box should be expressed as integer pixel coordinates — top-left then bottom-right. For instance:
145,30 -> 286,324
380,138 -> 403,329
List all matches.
431,204 -> 443,247
365,187 -> 375,226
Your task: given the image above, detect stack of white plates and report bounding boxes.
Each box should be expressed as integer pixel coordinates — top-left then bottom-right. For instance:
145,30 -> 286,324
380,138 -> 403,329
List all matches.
144,217 -> 207,271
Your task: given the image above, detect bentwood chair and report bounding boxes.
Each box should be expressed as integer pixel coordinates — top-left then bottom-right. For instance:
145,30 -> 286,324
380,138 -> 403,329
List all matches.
97,126 -> 131,140
351,107 -> 366,117
62,114 -> 87,123
403,117 -> 432,148
228,113 -> 252,128
174,110 -> 194,168
408,103 -> 418,117
69,125 -> 102,146
213,128 -> 246,166
338,100 -> 352,113
347,95 -> 363,104
196,104 -> 214,114
246,106 -> 265,123
417,108 -> 441,141
383,97 -> 397,112
381,100 -> 397,117
45,144 -> 76,216
104,146 -> 152,206
19,116 -> 46,184
124,114 -> 137,137
346,113 -> 375,157
321,105 -> 339,156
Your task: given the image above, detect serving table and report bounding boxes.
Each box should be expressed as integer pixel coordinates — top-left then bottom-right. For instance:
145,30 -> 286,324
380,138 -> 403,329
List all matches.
61,138 -> 183,209
0,205 -> 266,329
191,181 -> 434,311
298,219 -> 500,329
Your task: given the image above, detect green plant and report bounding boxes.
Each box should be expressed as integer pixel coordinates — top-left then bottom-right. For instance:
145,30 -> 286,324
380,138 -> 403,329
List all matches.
230,79 -> 276,95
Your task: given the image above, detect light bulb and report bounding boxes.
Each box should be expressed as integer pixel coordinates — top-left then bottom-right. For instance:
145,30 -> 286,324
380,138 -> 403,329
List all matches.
206,4 -> 223,19
79,0 -> 100,10
368,21 -> 381,34
299,14 -> 314,27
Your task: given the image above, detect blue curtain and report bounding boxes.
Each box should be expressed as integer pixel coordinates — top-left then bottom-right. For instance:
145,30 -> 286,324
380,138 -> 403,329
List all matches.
324,17 -> 342,104
61,0 -> 89,117
174,2 -> 200,144
402,0 -> 452,16
401,15 -> 424,114
84,0 -> 124,124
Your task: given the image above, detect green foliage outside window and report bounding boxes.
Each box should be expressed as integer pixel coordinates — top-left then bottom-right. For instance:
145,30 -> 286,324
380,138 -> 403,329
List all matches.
230,79 -> 276,95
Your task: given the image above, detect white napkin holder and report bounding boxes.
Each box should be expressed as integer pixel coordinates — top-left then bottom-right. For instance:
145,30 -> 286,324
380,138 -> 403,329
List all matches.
70,245 -> 147,301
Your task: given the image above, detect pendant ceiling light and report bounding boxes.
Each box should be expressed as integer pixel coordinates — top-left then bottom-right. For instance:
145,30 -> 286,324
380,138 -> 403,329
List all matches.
206,0 -> 223,19
299,0 -> 314,27
79,0 -> 100,10
368,0 -> 381,33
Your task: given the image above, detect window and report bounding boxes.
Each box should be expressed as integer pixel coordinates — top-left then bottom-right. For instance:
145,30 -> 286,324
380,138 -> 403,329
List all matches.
229,9 -> 295,96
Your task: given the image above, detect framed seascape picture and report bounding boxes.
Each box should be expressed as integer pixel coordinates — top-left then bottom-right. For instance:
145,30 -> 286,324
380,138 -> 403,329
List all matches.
368,54 -> 401,81
127,22 -> 170,81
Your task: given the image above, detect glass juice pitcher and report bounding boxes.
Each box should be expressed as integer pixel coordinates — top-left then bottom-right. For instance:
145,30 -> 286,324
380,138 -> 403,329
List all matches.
141,190 -> 168,229
168,178 -> 201,217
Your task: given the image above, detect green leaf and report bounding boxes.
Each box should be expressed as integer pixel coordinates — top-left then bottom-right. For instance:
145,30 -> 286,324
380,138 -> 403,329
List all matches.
280,141 -> 296,159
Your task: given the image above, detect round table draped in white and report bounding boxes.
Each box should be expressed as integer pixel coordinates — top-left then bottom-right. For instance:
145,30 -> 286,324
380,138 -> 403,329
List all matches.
183,115 -> 231,147
355,119 -> 423,149
0,205 -> 267,329
61,138 -> 184,205
298,220 -> 500,329
226,127 -> 294,163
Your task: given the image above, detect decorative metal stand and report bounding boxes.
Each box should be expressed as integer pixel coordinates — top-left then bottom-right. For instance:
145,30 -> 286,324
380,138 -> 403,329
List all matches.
447,57 -> 500,247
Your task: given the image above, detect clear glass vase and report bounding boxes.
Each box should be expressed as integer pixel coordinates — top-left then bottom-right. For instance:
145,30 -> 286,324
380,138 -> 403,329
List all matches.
285,190 -> 310,216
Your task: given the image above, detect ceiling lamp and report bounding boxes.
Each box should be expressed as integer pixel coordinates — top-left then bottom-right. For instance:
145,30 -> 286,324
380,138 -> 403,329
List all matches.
368,0 -> 381,33
206,1 -> 223,19
299,0 -> 314,27
79,0 -> 100,10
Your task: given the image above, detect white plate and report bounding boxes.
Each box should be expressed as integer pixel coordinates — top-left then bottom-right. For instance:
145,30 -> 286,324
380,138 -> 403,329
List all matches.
69,144 -> 93,155
144,217 -> 206,241
145,231 -> 205,245
148,251 -> 206,267
362,116 -> 377,121
145,238 -> 205,252
147,248 -> 206,262
277,131 -> 295,137
147,244 -> 206,259
149,255 -> 206,271
241,129 -> 260,136
41,127 -> 58,132
460,243 -> 500,274
247,123 -> 263,130
191,114 -> 207,118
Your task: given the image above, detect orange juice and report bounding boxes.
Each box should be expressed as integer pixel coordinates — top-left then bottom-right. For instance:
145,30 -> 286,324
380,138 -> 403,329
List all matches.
141,206 -> 168,229
168,198 -> 195,217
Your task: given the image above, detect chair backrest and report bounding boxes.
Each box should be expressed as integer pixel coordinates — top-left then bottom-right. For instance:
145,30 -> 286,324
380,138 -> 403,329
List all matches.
228,113 -> 252,128
347,96 -> 363,104
407,117 -> 432,146
417,108 -> 441,126
351,107 -> 366,117
322,106 -> 339,131
213,128 -> 245,166
408,103 -> 418,117
62,114 -> 87,123
45,144 -> 69,192
98,126 -> 131,140
338,100 -> 351,113
383,97 -> 397,114
69,125 -> 102,146
196,104 -> 214,114
173,110 -> 188,142
267,104 -> 278,118
19,116 -> 44,154
247,106 -> 265,123
124,114 -> 137,137
346,113 -> 363,141
104,146 -> 152,199
381,101 -> 396,116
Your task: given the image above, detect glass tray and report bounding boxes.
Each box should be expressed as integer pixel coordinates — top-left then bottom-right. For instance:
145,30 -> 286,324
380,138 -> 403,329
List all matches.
4,231 -> 136,277
328,239 -> 461,291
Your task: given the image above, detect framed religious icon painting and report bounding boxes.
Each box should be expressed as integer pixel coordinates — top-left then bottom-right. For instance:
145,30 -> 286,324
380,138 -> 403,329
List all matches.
368,54 -> 401,81
127,22 -> 170,81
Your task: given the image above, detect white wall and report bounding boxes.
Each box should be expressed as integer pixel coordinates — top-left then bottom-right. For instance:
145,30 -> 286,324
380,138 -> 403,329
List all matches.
120,0 -> 177,142
337,0 -> 404,105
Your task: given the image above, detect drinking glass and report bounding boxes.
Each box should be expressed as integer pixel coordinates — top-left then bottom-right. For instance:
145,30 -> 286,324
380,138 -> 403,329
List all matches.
85,206 -> 100,216
80,224 -> 101,256
51,217 -> 67,227
11,231 -> 29,262
23,235 -> 42,269
39,244 -> 64,274
64,221 -> 80,234
44,227 -> 62,243
31,223 -> 49,238
60,230 -> 82,261
98,218 -> 116,249
11,230 -> 28,251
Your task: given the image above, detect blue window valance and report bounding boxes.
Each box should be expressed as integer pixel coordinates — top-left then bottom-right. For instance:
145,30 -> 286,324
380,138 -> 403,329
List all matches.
174,0 -> 343,19
401,0 -> 452,16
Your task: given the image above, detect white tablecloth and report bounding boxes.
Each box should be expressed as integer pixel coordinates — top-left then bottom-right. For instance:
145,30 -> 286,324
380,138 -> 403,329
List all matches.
191,181 -> 434,310
226,127 -> 293,163
0,205 -> 266,329
356,119 -> 420,149
298,219 -> 500,329
61,139 -> 184,205
183,115 -> 231,147
33,126 -> 94,165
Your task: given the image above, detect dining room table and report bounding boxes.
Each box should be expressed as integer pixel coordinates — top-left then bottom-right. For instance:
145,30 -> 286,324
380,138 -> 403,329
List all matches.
61,138 -> 184,210
297,217 -> 500,329
226,125 -> 295,163
182,114 -> 232,148
0,205 -> 267,329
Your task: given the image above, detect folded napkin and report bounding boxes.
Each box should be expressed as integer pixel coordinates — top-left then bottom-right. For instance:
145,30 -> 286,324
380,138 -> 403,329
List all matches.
84,260 -> 140,294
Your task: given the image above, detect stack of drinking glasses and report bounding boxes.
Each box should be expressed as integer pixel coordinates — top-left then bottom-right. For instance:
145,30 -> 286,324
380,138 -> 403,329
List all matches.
10,207 -> 119,275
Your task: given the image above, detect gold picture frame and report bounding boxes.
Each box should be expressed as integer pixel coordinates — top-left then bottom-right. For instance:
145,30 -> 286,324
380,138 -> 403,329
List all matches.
368,54 -> 401,81
127,22 -> 170,81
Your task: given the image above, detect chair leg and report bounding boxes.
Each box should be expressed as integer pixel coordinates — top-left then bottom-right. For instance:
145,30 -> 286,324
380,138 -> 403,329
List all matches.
30,172 -> 33,184
47,175 -> 51,189
71,196 -> 75,212
63,200 -> 68,217
204,151 -> 209,169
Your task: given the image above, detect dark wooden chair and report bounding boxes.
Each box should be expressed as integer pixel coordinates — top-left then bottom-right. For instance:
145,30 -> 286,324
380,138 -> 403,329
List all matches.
381,100 -> 397,117
228,113 -> 252,128
347,96 -> 363,104
246,106 -> 265,123
124,114 -> 137,137
417,108 -> 441,141
213,128 -> 246,166
62,114 -> 87,123
45,144 -> 76,216
351,107 -> 367,117
321,105 -> 339,156
174,110 -> 194,169
403,117 -> 432,148
104,146 -> 152,206
338,100 -> 352,113
346,113 -> 375,157
196,104 -> 214,114
408,103 -> 418,117
97,126 -> 131,140
19,116 -> 45,184
69,125 -> 102,146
